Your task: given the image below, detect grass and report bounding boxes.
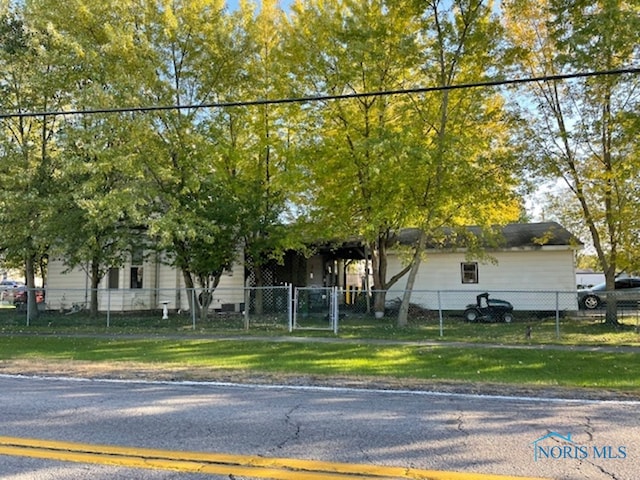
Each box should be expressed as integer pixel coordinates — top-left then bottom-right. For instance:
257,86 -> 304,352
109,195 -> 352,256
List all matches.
1,308 -> 639,345
0,333 -> 639,393
1,309 -> 638,394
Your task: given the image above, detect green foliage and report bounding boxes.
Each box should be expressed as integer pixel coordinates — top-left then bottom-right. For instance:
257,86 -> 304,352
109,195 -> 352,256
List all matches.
503,0 -> 640,323
0,0 -> 636,334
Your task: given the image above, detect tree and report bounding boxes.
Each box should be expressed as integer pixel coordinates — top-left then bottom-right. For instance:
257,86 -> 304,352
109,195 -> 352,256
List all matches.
503,0 -> 640,324
133,0 -> 246,322
35,0 -> 155,316
285,0 -> 422,315
215,0 -> 303,314
0,4 -> 72,320
394,0 -> 522,326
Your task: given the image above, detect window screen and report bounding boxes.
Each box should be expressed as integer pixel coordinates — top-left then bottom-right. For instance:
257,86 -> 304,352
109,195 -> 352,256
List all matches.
461,262 -> 478,284
108,268 -> 119,289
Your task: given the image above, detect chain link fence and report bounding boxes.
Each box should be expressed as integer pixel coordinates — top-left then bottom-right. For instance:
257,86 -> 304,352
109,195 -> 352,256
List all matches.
0,286 -> 293,331
1,286 -> 639,336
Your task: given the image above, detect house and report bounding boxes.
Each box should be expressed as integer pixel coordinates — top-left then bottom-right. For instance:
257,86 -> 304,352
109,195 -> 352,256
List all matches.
45,221 -> 581,313
272,221 -> 582,312
45,251 -> 246,313
386,222 -> 581,311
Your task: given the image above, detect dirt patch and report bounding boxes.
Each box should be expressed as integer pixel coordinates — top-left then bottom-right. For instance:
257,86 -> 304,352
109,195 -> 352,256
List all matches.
1,359 -> 638,402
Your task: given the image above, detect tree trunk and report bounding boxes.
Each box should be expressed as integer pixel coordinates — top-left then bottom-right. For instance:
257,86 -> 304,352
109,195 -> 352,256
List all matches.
369,237 -> 387,317
25,255 -> 39,322
182,269 -> 201,320
253,263 -> 265,315
90,258 -> 100,318
603,268 -> 619,325
397,231 -> 428,327
369,232 -> 412,319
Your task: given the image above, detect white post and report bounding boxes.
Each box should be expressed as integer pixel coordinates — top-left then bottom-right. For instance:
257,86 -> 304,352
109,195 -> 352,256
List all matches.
555,291 -> 560,339
438,290 -> 443,337
191,289 -> 196,327
161,301 -> 169,320
291,285 -> 297,333
288,283 -> 293,333
332,287 -> 339,335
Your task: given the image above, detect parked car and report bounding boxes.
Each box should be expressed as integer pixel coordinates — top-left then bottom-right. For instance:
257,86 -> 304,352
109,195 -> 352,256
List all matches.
13,287 -> 45,305
0,279 -> 25,302
578,277 -> 640,310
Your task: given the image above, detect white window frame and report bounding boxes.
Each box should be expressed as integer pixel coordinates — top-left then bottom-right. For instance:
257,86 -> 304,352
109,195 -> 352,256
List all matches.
461,262 -> 478,284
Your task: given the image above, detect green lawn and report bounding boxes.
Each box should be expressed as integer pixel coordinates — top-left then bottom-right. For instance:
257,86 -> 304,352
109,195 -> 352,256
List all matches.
1,309 -> 638,394
1,333 -> 638,393
2,309 -> 639,346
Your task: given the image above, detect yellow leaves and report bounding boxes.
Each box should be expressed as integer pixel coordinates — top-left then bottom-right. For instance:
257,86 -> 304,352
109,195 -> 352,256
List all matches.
160,1 -> 179,38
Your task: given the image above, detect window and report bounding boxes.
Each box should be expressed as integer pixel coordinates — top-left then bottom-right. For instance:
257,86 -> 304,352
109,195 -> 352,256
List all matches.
130,248 -> 144,289
130,267 -> 143,289
108,268 -> 119,289
461,262 -> 478,284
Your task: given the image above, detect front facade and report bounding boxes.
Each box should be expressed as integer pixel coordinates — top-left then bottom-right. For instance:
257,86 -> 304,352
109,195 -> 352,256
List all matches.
392,222 -> 580,310
46,252 -> 246,313
385,248 -> 578,311
45,222 -> 581,313
274,222 -> 582,312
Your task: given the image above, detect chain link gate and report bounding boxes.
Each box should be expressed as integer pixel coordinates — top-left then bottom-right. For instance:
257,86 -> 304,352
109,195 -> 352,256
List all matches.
291,286 -> 338,333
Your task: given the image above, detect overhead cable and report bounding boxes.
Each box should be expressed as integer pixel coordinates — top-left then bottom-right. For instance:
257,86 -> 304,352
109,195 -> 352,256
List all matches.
0,67 -> 638,120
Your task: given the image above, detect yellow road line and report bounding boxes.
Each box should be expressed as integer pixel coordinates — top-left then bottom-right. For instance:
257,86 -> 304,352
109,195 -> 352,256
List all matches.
0,436 -> 548,480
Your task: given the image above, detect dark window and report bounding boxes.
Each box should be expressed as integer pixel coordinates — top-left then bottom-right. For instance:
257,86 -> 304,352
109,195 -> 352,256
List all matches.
461,262 -> 478,284
108,268 -> 119,289
615,279 -> 631,289
130,267 -> 143,289
130,248 -> 144,289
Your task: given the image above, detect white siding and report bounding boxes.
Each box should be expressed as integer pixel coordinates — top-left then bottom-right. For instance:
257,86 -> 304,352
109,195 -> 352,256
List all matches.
386,248 -> 578,311
46,251 -> 247,313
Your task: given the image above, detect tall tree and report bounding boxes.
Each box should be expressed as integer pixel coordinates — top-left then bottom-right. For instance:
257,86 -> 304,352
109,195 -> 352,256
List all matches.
214,0 -> 302,314
395,0 -> 521,326
134,0 -> 246,321
0,4 -> 72,320
35,0 -> 154,316
285,0 -> 422,315
503,0 -> 640,324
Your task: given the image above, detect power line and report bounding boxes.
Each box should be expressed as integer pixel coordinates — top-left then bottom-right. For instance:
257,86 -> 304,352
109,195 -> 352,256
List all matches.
0,67 -> 638,120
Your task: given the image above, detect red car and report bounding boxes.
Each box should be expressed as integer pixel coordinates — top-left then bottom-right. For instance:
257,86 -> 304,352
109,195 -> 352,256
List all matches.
13,286 -> 45,305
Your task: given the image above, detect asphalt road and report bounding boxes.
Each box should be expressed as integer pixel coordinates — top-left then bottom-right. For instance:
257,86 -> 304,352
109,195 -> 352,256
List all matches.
0,375 -> 638,479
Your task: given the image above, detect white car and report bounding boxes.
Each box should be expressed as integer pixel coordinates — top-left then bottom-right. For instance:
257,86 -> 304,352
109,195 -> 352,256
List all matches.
0,279 -> 25,301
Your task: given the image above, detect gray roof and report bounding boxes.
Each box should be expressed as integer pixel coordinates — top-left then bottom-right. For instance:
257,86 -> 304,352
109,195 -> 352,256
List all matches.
395,221 -> 581,250
315,222 -> 581,259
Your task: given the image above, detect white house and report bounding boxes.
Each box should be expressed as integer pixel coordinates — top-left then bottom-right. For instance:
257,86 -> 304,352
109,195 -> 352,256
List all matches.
45,221 -> 581,314
385,246 -> 579,311
306,222 -> 582,312
46,251 -> 246,313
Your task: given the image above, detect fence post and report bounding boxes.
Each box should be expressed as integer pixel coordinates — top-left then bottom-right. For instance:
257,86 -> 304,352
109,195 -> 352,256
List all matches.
26,289 -> 30,327
287,284 -> 293,333
191,288 -> 196,328
106,288 -> 111,328
243,283 -> 250,331
333,287 -> 339,335
555,291 -> 560,339
191,289 -> 196,330
290,284 -> 296,333
438,290 -> 443,337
